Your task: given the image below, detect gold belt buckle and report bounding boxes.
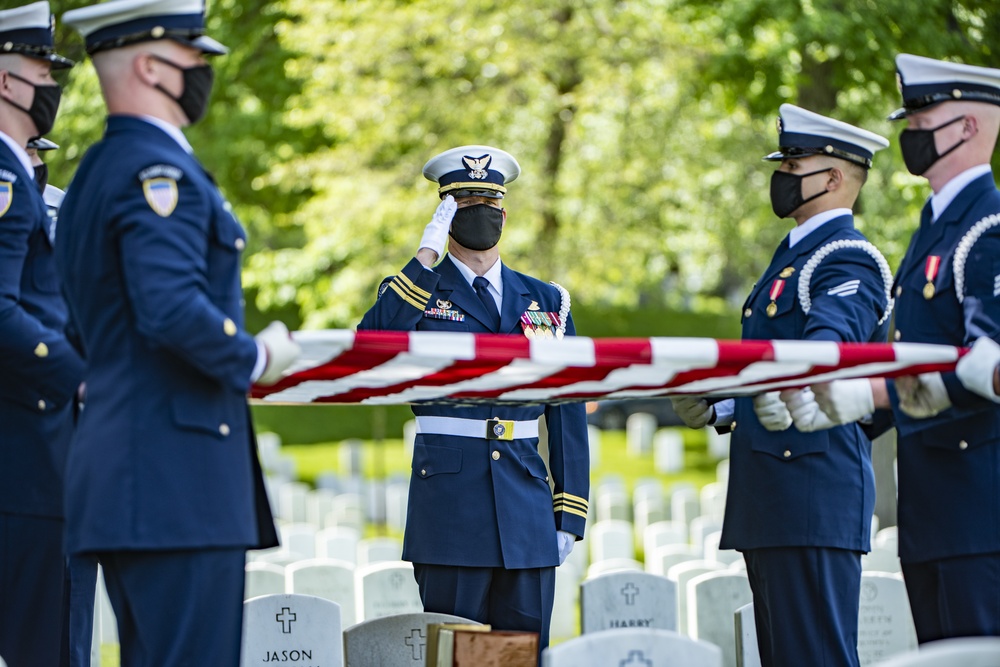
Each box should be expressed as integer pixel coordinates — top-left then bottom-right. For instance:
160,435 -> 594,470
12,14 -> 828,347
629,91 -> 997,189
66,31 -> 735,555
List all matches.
486,418 -> 515,441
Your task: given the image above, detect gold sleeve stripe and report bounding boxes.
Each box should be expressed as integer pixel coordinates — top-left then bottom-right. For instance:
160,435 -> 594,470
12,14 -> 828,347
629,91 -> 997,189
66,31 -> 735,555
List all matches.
396,272 -> 431,299
553,492 -> 589,508
387,281 -> 426,310
554,505 -> 588,519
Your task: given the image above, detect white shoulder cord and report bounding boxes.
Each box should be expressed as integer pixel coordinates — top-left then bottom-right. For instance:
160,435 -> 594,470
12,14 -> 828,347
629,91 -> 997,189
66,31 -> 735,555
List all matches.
549,281 -> 571,339
954,213 -> 1000,304
797,240 -> 895,325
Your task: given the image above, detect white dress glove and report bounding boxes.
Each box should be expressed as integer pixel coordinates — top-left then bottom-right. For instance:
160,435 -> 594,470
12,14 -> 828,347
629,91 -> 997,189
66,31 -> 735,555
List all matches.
956,337 -> 1000,402
752,392 -> 792,431
556,530 -> 576,566
780,388 -> 836,432
418,194 -> 457,260
896,372 -> 951,419
255,321 -> 302,386
670,396 -> 714,429
813,379 -> 875,424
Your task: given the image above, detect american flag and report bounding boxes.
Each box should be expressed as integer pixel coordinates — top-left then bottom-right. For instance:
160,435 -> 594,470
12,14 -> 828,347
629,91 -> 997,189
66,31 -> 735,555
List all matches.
250,330 -> 962,406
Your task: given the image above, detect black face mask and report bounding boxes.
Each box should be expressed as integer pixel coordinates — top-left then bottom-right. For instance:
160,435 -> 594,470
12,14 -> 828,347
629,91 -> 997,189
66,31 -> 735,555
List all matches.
769,167 -> 832,219
449,204 -> 504,251
151,56 -> 214,125
33,162 -> 48,193
899,115 -> 966,176
5,72 -> 61,137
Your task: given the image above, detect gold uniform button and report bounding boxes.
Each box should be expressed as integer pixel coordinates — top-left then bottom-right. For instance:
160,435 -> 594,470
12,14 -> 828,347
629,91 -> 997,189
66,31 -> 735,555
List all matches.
895,286 -> 902,297
223,318 -> 237,336
959,440 -> 969,450
730,421 -> 737,432
37,400 -> 46,411
235,238 -> 245,251
783,450 -> 791,458
744,308 -> 752,318
219,423 -> 231,436
894,330 -> 902,341
34,342 -> 49,358
491,450 -> 501,461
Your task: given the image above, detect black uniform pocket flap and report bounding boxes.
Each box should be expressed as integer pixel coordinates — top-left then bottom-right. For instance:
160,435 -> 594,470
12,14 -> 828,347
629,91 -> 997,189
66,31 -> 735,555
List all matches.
750,430 -> 830,460
520,453 -> 550,481
412,443 -> 463,477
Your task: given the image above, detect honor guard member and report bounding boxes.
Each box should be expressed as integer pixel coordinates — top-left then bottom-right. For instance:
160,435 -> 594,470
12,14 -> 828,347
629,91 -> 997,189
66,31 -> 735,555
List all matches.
0,4 -> 84,667
57,1 -> 299,665
671,105 -> 892,667
787,55 -> 1000,644
357,145 -> 590,651
26,136 -> 64,223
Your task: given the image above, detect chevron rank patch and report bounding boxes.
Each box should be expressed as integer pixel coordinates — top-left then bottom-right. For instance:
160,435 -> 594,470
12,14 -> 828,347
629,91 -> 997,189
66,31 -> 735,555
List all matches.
0,182 -> 11,218
828,279 -> 861,297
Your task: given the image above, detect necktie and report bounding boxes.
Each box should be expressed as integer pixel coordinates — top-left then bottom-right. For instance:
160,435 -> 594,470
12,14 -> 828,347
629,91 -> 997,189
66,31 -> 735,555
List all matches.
473,276 -> 501,331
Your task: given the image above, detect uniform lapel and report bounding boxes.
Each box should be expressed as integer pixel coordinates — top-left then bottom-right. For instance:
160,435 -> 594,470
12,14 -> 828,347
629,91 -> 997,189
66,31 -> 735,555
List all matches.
499,265 -> 533,334
435,255 -> 495,330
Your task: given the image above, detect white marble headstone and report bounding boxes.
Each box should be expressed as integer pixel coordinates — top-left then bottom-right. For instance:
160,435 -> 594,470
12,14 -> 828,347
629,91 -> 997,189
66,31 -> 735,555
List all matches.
285,559 -> 357,628
654,428 -> 685,473
581,570 -> 677,634
626,412 -> 657,456
589,520 -> 635,563
342,612 -> 481,667
354,561 -> 423,622
857,573 -> 917,666
240,593 -> 343,667
542,628 -> 723,667
734,602 -> 761,667
687,571 -> 752,667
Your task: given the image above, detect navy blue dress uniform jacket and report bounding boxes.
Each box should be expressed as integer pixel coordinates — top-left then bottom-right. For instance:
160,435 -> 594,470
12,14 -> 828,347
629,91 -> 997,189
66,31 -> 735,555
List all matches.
721,215 -> 889,552
0,139 -> 84,519
55,116 -> 277,553
886,172 -> 1000,564
358,255 -> 590,568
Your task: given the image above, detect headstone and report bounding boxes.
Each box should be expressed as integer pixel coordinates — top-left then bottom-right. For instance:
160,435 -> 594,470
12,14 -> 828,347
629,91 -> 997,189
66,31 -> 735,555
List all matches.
285,559 -> 357,628
874,526 -> 898,552
277,481 -> 309,524
706,429 -> 731,460
689,516 -> 723,556
586,559 -> 644,579
734,603 -> 761,667
626,412 -> 657,456
581,571 -> 678,634
871,637 -> 1000,667
339,438 -> 364,477
245,562 -> 287,600
857,573 -> 917,666
365,478 -> 386,524
716,459 -> 730,487
280,523 -> 318,560
314,471 -> 342,493
541,628 -> 723,667
862,547 -> 901,574
687,571 -> 753,667
253,550 -> 307,568
354,561 -> 423,622
589,520 -> 635,562
633,497 -> 670,548
699,482 -> 727,522
703,531 -> 742,567
666,560 -> 726,636
316,526 -> 361,564
550,564 -> 582,640
646,544 -> 700,577
643,520 -> 688,556
587,425 -> 602,469
631,479 -> 664,510
240,593 -> 343,667
356,536 -> 402,567
342,612 -> 481,667
306,489 -> 337,528
595,488 -> 631,523
327,493 -> 365,532
670,486 -> 700,527
385,481 -> 410,533
256,431 -> 282,471
654,428 -> 685,473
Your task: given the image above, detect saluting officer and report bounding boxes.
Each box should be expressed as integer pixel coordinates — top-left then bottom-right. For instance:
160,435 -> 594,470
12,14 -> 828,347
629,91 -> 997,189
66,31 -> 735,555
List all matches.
57,1 -> 299,665
671,105 -> 892,666
358,145 -> 590,651
0,4 -> 83,666
793,55 -> 1000,644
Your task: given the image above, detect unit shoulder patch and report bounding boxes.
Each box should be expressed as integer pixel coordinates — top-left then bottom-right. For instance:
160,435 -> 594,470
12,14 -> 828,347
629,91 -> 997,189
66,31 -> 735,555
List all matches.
138,164 -> 184,182
0,181 -> 12,218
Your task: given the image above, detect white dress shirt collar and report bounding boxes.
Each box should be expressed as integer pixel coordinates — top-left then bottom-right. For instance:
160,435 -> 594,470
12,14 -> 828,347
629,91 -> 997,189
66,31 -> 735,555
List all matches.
788,207 -> 853,248
930,164 -> 992,222
0,129 -> 35,180
449,253 -> 504,299
139,115 -> 194,154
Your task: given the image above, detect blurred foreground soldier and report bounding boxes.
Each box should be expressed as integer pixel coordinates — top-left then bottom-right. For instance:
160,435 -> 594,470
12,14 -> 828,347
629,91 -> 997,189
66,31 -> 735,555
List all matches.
358,145 -> 590,651
671,105 -> 892,666
0,4 -> 83,666
58,1 -> 299,664
790,54 -> 1000,643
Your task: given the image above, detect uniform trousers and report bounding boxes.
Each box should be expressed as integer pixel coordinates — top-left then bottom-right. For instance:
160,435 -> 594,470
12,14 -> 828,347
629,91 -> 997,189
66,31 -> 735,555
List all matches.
902,553 -> 1000,644
414,563 -> 555,650
61,553 -> 99,667
744,546 -> 862,667
0,513 -> 66,667
97,548 -> 246,667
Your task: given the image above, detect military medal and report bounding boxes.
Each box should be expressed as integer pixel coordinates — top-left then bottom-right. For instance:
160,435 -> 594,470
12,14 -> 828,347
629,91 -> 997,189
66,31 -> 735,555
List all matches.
528,301 -> 540,311
521,311 -> 563,339
923,255 -> 940,300
779,267 -> 795,278
766,279 -> 785,317
437,299 -> 453,310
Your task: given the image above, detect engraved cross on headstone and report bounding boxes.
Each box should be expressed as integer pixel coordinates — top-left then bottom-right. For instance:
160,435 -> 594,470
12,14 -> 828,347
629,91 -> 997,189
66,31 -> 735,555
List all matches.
619,650 -> 653,667
404,628 -> 426,661
276,607 -> 297,634
621,582 -> 640,606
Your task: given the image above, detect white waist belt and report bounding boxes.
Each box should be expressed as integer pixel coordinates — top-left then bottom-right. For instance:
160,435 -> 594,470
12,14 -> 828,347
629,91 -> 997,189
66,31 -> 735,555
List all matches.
415,416 -> 539,441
